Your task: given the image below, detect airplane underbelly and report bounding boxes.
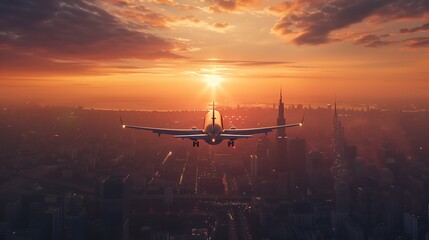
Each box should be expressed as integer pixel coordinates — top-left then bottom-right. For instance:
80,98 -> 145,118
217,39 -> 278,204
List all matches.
204,124 -> 223,145
204,123 -> 222,136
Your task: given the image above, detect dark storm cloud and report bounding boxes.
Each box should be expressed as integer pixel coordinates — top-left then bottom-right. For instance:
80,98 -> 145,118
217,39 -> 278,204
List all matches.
271,0 -> 429,45
400,23 -> 429,33
0,0 -> 180,64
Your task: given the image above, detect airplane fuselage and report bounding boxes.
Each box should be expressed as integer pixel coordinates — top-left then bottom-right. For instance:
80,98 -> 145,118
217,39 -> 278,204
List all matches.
203,110 -> 224,145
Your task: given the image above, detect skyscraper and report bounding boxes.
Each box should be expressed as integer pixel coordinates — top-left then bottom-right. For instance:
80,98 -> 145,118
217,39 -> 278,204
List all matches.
331,102 -> 351,231
101,175 -> 130,240
64,193 -> 85,240
288,137 -> 307,193
45,207 -> 60,240
256,136 -> 270,177
276,89 -> 288,172
333,102 -> 347,156
249,155 -> 258,178
275,89 -> 290,197
332,102 -> 349,183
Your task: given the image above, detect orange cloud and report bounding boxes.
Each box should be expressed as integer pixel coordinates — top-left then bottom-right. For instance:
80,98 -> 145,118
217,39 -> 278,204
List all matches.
270,0 -> 429,45
153,0 -> 176,6
0,0 -> 184,77
170,17 -> 234,33
213,22 -> 230,29
354,34 -> 394,48
403,37 -> 429,48
400,23 -> 429,33
208,0 -> 260,13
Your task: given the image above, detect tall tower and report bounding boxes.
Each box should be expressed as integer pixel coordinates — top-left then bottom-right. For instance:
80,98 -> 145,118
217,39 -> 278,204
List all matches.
331,101 -> 350,230
276,89 -> 288,172
277,89 -> 286,137
101,175 -> 130,240
333,101 -> 346,156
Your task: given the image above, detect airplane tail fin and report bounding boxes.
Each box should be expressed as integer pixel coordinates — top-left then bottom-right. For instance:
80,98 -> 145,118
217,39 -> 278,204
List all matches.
212,101 -> 216,134
120,117 -> 125,128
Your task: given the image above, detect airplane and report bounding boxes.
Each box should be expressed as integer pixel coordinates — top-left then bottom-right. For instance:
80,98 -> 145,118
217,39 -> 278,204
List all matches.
121,102 -> 304,147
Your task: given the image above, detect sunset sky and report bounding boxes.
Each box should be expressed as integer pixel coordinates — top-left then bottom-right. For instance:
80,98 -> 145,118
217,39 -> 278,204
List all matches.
1,0 -> 428,110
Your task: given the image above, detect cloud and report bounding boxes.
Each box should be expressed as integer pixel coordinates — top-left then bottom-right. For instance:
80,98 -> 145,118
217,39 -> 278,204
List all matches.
213,22 -> 230,29
211,22 -> 235,32
113,6 -> 174,29
105,0 -> 200,13
107,0 -> 134,7
266,1 -> 300,15
270,0 -> 429,45
0,0 -> 181,58
400,23 -> 429,33
354,34 -> 394,47
0,48 -> 173,77
208,0 -> 260,13
0,49 -> 97,77
193,59 -> 293,66
177,16 -> 202,24
170,17 -> 234,33
403,37 -> 429,48
104,1 -> 233,33
153,0 -> 176,6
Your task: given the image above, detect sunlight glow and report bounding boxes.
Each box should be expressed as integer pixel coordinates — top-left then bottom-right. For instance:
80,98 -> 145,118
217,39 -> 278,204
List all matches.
203,74 -> 224,88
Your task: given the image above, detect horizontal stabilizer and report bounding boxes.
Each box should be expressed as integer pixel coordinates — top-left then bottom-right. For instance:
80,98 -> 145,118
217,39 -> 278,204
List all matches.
218,134 -> 253,140
173,134 -> 209,140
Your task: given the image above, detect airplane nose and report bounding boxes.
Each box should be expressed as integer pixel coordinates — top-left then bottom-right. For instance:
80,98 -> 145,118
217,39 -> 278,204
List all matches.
211,138 -> 216,143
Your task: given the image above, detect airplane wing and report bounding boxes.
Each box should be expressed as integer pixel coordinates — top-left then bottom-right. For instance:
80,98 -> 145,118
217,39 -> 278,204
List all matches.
223,123 -> 302,135
121,119 -> 204,136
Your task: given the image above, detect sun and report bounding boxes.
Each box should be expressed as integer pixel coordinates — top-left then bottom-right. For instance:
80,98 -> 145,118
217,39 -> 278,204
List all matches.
203,74 -> 224,88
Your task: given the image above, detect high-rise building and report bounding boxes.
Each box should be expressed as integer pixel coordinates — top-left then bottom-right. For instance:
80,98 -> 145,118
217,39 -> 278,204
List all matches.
331,102 -> 351,230
64,209 -> 86,240
288,137 -> 307,193
249,155 -> 258,178
404,212 -> 418,240
332,102 -> 349,186
45,207 -> 60,240
256,137 -> 270,177
64,193 -> 84,213
101,175 -> 130,240
276,89 -> 288,172
333,102 -> 347,156
64,193 -> 85,240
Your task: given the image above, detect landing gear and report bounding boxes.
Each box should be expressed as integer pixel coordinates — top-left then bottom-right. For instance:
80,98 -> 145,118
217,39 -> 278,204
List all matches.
227,140 -> 235,147
192,140 -> 200,147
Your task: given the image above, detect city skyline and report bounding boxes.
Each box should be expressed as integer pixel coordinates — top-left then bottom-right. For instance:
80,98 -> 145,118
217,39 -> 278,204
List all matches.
0,98 -> 427,239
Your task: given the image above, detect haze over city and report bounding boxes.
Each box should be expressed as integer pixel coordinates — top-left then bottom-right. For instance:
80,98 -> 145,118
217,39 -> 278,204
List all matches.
1,1 -> 429,240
